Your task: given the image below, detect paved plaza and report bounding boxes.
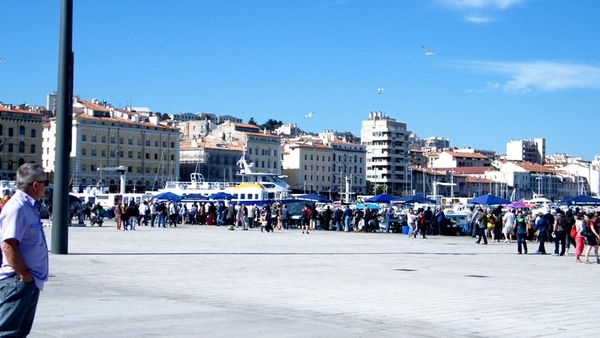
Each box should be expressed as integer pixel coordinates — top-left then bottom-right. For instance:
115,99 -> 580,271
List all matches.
28,219 -> 598,337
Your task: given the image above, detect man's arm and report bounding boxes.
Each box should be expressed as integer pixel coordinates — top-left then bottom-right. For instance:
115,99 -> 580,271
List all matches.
1,239 -> 33,282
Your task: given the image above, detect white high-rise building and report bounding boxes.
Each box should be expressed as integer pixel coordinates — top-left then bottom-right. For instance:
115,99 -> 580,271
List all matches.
361,112 -> 410,195
506,138 -> 546,164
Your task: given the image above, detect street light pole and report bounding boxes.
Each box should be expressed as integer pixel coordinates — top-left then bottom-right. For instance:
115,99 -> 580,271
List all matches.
51,0 -> 73,255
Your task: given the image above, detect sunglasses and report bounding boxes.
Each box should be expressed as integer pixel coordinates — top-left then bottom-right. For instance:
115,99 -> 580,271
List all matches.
35,180 -> 51,186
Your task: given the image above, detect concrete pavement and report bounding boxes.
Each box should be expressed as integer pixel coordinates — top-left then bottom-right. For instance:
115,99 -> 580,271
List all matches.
29,219 -> 599,337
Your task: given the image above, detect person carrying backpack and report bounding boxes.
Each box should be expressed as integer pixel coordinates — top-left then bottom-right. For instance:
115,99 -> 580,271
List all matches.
534,212 -> 549,254
552,208 -> 568,256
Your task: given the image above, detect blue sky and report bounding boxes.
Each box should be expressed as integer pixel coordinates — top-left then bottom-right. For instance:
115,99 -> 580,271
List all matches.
2,0 -> 600,160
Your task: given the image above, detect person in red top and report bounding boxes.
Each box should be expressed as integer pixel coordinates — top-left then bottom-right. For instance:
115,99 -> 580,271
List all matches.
583,212 -> 600,264
301,204 -> 311,234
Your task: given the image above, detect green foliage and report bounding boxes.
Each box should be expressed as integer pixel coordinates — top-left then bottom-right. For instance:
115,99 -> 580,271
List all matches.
259,119 -> 283,131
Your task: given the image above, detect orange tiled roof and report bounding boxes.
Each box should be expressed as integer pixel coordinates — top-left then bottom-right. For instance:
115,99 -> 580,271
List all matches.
0,105 -> 42,116
444,151 -> 489,159
232,122 -> 261,130
512,161 -> 556,174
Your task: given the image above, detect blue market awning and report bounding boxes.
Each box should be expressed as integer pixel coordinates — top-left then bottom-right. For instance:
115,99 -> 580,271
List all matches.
364,193 -> 397,204
467,194 -> 510,205
393,194 -> 436,204
558,195 -> 600,206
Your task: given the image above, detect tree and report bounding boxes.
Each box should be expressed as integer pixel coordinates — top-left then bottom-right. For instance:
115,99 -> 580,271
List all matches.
248,117 -> 258,126
160,113 -> 170,121
259,119 -> 283,131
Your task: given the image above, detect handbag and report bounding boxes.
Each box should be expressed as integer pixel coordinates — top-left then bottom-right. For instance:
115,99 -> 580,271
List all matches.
570,226 -> 578,239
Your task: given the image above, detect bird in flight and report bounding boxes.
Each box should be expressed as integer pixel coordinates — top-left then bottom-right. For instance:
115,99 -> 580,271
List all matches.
304,112 -> 314,118
421,45 -> 439,56
377,88 -> 384,95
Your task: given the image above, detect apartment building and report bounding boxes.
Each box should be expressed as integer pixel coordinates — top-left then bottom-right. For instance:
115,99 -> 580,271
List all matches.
0,104 -> 44,179
361,112 -> 410,195
281,136 -> 366,196
42,99 -> 180,192
211,121 -> 282,175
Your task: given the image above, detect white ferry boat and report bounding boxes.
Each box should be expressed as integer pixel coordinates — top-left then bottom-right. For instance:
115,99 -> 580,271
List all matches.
524,194 -> 555,214
159,154 -> 292,203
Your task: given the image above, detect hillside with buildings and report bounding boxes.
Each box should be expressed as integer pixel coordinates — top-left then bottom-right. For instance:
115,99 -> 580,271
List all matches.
1,95 -> 598,202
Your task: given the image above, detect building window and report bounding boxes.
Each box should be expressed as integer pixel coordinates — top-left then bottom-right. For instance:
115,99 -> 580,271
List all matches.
154,153 -> 158,160
82,148 -> 86,156
137,152 -> 142,159
30,145 -> 35,153
162,141 -> 167,148
90,164 -> 96,172
91,149 -> 96,156
30,129 -> 36,138
110,136 -> 115,144
154,141 -> 158,147
19,126 -> 25,136
146,153 -> 150,159
146,139 -> 150,146
102,136 -> 106,143
101,150 -> 106,157
128,137 -> 133,145
92,135 -> 97,142
18,141 -> 25,153
81,164 -> 86,172
128,151 -> 133,158
82,134 -> 87,141
0,125 -> 3,135
119,137 -> 124,145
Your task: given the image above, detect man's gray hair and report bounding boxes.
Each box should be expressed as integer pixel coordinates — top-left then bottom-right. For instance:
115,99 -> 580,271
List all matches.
16,163 -> 46,191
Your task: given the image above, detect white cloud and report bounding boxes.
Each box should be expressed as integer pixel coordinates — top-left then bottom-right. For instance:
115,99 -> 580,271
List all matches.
466,81 -> 501,93
436,0 -> 528,23
459,61 -> 600,92
437,0 -> 527,10
462,14 -> 496,23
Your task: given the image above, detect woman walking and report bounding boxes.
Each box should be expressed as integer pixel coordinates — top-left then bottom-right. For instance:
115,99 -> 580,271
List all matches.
114,202 -> 122,231
515,210 -> 528,254
486,209 -> 497,242
493,206 -> 503,243
583,212 -> 600,264
574,212 -> 587,263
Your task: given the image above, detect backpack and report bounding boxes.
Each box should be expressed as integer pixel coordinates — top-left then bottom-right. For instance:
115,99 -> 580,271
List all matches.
570,224 -> 578,239
556,215 -> 568,232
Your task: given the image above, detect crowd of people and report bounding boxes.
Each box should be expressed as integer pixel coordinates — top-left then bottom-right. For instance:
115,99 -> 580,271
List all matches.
467,206 -> 600,263
83,197 -> 600,265
103,200 -> 293,233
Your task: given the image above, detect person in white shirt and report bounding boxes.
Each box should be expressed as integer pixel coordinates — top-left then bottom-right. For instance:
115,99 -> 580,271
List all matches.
503,209 -> 516,243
